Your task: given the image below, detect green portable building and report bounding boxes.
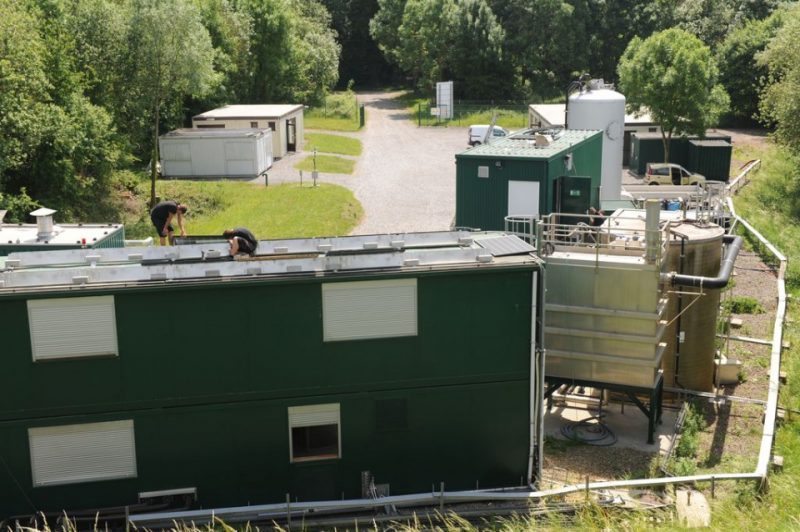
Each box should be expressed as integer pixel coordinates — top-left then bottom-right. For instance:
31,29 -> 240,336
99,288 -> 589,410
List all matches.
455,130 -> 603,231
0,208 -> 124,256
629,132 -> 732,179
0,232 -> 543,520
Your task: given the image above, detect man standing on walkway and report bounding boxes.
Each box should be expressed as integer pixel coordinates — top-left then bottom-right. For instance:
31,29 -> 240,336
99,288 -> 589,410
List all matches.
150,200 -> 187,245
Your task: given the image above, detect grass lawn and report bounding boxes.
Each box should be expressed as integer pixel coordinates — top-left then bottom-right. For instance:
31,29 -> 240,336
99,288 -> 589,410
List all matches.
305,91 -> 362,132
294,154 -> 356,174
305,132 -> 362,156
305,114 -> 362,132
395,91 -> 528,129
125,180 -> 362,240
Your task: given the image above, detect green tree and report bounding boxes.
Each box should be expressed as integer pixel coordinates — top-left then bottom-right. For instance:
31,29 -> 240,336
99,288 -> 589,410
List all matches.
126,0 -> 219,207
0,0 -> 50,179
369,0 -> 407,67
290,0 -> 341,103
618,28 -> 729,162
758,4 -> 800,154
717,10 -> 784,124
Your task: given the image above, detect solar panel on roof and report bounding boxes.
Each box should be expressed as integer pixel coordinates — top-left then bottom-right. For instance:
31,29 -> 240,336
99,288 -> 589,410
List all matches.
475,235 -> 534,256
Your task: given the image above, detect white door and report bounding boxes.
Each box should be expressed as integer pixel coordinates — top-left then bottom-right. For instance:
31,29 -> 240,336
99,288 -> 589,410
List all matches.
507,180 -> 540,217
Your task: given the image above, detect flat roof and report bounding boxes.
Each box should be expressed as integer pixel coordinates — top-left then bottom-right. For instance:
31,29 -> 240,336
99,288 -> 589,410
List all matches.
458,129 -> 601,160
161,128 -> 270,139
529,103 -> 655,127
0,231 -> 539,294
0,223 -> 122,248
194,104 -> 304,121
633,132 -> 731,141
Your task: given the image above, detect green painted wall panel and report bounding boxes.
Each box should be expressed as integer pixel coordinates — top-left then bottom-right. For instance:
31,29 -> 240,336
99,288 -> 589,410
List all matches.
0,381 -> 529,517
0,267 -> 536,517
0,269 -> 533,421
631,134 -> 733,175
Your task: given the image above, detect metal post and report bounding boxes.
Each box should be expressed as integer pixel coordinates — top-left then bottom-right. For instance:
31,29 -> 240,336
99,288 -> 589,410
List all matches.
439,482 -> 445,512
585,475 -> 590,502
286,493 -> 292,528
711,476 -> 716,499
125,505 -> 130,532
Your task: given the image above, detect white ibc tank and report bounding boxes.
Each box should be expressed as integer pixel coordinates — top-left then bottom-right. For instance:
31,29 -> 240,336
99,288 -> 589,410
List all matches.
568,79 -> 625,201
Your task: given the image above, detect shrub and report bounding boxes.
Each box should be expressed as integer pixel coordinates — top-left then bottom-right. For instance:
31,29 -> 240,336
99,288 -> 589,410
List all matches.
722,296 -> 765,314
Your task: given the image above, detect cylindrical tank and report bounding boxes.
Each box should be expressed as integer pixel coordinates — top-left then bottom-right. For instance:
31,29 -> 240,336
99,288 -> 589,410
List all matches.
568,79 -> 625,202
662,222 -> 726,391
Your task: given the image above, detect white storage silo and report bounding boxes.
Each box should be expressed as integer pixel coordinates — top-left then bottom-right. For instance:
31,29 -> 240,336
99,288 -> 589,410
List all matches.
568,79 -> 625,201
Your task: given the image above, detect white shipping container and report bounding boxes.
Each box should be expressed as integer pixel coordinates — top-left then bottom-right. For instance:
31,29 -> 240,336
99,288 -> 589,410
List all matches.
159,129 -> 273,179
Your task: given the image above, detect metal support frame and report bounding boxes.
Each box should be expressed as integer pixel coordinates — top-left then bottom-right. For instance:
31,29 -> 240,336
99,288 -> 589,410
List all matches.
544,372 -> 664,444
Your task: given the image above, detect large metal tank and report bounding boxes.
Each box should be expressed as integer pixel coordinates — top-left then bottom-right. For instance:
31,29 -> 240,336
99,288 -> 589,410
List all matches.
662,222 -> 725,391
568,79 -> 625,202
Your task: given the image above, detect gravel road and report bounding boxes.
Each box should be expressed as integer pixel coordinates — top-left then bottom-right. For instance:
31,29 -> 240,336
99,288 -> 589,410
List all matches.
262,91 -> 467,235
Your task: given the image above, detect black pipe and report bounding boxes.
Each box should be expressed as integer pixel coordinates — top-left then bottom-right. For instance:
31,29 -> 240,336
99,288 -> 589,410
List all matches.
663,234 -> 743,288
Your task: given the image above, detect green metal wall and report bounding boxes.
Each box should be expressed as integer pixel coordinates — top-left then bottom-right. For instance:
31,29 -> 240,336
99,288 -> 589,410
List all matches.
0,267 -> 535,517
455,133 -> 601,231
688,141 -> 732,181
630,134 -> 732,175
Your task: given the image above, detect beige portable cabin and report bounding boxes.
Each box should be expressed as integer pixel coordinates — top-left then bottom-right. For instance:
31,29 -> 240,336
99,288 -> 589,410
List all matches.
528,103 -> 660,166
192,104 -> 304,158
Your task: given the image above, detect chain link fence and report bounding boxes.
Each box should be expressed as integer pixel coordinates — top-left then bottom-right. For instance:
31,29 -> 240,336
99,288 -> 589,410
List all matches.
417,99 -> 530,128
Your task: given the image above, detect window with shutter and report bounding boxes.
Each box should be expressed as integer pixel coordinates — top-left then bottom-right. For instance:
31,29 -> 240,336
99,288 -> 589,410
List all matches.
322,279 -> 417,342
28,296 -> 118,361
28,420 -> 137,487
288,404 -> 340,463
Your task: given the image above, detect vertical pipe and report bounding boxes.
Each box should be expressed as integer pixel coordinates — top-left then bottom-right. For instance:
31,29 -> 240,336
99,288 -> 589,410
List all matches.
527,270 -> 539,484
645,199 -> 661,263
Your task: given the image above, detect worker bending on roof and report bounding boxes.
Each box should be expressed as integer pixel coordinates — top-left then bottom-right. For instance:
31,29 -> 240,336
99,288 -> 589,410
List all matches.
587,206 -> 605,227
150,200 -> 187,245
224,227 -> 258,256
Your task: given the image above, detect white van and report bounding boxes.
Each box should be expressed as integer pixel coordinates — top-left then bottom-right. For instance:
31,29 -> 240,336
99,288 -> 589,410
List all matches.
468,125 -> 508,146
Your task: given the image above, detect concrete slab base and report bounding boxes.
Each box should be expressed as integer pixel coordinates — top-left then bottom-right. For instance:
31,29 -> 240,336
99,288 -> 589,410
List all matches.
676,489 -> 711,528
544,397 -> 678,454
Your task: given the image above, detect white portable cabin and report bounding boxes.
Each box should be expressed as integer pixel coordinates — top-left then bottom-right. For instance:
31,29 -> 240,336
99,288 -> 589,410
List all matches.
528,103 -> 660,167
158,129 -> 273,179
192,104 -> 304,158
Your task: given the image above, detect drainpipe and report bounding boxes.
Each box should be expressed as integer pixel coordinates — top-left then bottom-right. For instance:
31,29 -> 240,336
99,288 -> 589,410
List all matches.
526,269 -> 538,484
661,235 -> 743,288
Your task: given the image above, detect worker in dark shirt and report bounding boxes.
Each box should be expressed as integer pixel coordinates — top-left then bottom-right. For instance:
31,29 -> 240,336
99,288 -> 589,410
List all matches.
223,227 -> 258,256
150,200 -> 187,245
588,206 -> 605,227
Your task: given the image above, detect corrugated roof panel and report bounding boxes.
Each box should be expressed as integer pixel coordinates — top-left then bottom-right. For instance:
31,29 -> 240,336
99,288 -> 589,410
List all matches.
475,235 -> 535,256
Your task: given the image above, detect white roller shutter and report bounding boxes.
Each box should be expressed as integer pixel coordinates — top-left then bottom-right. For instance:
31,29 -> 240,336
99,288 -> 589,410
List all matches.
28,296 -> 118,361
322,279 -> 417,342
29,420 -> 137,487
288,403 -> 340,428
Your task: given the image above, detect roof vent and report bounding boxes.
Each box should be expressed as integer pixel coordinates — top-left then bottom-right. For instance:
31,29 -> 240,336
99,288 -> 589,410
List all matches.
30,207 -> 57,240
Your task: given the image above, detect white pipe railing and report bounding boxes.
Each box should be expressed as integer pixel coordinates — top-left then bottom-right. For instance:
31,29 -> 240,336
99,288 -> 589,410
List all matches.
726,160 -> 761,195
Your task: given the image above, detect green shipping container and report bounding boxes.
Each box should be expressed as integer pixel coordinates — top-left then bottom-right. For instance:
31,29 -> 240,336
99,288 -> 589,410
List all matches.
629,132 -> 732,175
688,140 -> 732,181
455,130 -> 602,231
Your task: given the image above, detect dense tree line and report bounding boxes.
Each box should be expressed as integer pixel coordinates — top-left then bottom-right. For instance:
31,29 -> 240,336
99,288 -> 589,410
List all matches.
2,0 -> 800,223
0,0 -> 341,219
369,0 -> 786,102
